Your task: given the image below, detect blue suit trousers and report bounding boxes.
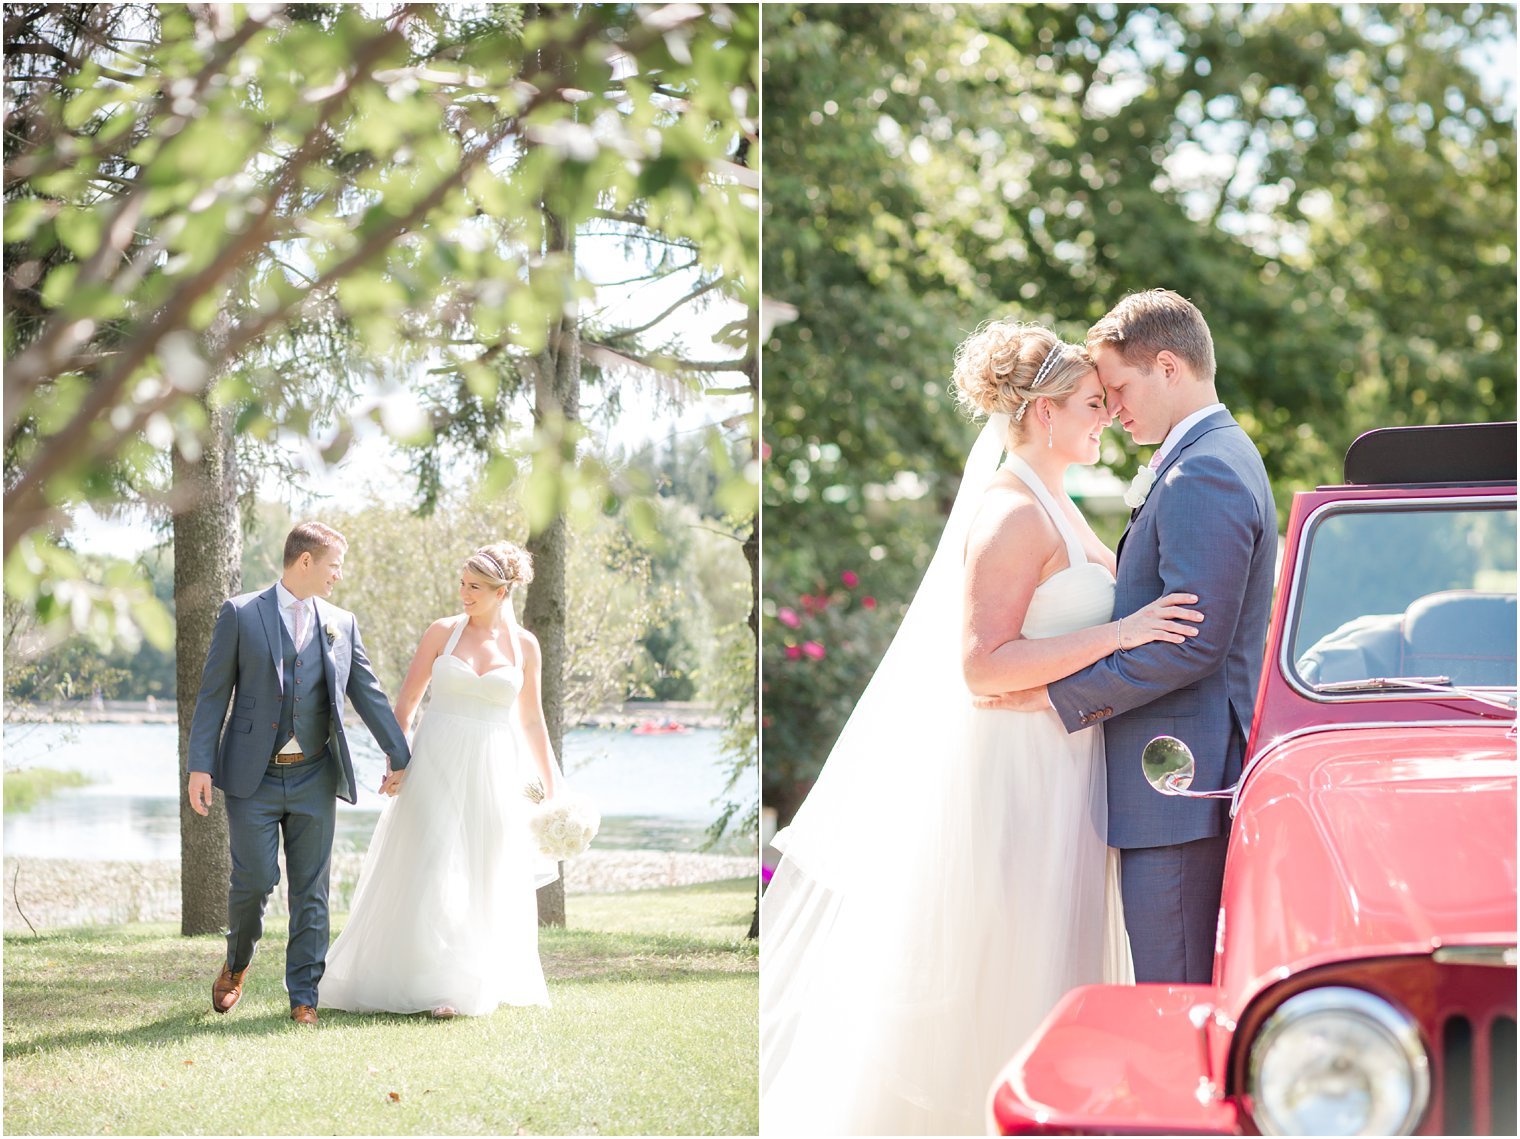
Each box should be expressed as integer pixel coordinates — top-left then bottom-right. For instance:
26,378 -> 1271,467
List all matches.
1120,834 -> 1229,984
224,752 -> 338,1009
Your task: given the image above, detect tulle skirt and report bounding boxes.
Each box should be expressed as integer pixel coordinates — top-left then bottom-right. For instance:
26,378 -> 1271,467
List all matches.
761,705 -> 1131,1135
320,709 -> 553,1014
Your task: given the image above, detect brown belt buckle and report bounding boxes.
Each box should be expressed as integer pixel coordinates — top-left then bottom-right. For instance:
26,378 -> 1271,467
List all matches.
273,751 -> 305,765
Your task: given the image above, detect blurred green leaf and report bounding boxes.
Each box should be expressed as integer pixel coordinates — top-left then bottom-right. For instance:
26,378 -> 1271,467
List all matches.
626,495 -> 659,543
4,198 -> 57,243
38,262 -> 80,310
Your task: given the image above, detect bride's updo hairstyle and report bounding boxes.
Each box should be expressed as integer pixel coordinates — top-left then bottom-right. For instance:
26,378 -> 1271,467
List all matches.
464,541 -> 534,596
952,320 -> 1094,443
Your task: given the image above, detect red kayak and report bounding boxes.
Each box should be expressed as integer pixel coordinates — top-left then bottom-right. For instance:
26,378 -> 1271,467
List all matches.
631,719 -> 689,735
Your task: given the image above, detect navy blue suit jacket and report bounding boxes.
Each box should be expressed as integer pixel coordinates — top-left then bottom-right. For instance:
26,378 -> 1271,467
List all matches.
1049,410 -> 1276,848
187,585 -> 410,804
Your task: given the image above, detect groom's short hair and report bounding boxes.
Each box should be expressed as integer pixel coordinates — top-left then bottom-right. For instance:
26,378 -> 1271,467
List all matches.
283,522 -> 347,567
1088,289 -> 1216,383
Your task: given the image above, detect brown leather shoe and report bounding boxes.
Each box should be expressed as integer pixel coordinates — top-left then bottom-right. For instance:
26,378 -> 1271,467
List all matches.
290,1004 -> 318,1026
212,963 -> 248,1014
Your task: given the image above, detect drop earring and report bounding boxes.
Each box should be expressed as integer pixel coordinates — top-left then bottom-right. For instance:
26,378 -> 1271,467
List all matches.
1047,420 -> 1053,449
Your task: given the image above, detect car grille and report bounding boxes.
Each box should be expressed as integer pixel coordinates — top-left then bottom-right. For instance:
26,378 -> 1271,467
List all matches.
1440,1012 -> 1517,1136
1230,956 -> 1516,1137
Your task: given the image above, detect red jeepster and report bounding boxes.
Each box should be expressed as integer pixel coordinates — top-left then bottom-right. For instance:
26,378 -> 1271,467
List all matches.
989,422 -> 1517,1137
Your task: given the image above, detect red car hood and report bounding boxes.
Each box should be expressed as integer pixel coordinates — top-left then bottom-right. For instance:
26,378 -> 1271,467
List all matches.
1217,723 -> 1516,1015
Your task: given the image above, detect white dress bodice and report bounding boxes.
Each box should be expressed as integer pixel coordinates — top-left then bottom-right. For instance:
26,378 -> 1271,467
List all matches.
429,615 -> 525,718
1000,453 -> 1116,639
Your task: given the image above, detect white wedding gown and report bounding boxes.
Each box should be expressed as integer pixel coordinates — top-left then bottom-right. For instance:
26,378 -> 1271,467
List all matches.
761,445 -> 1132,1136
320,615 -> 554,1014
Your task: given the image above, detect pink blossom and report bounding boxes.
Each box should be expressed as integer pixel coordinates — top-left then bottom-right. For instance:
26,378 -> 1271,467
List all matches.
784,645 -> 802,660
862,596 -> 877,610
841,570 -> 859,588
777,607 -> 801,629
801,640 -> 826,660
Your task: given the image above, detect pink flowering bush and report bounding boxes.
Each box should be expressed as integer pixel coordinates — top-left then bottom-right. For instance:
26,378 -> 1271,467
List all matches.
763,569 -> 898,825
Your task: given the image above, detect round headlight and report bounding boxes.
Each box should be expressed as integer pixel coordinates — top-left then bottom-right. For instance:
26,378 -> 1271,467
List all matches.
1248,986 -> 1429,1136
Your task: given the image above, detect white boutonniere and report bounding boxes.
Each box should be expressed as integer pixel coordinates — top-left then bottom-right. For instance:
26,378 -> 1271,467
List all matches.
1124,466 -> 1158,510
324,622 -> 337,647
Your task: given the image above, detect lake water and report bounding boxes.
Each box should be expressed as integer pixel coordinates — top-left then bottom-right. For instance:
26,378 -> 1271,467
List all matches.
2,721 -> 753,860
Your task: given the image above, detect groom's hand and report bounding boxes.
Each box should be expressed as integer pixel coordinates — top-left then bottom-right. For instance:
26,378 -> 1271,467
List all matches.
973,686 -> 1052,713
187,772 -> 214,816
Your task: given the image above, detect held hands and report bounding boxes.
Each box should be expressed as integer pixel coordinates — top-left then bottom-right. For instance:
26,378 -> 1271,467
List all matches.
1119,592 -> 1204,651
187,772 -> 214,816
379,762 -> 407,796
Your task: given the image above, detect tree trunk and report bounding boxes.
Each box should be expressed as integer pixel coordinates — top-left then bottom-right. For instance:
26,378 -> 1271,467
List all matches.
173,395 -> 241,936
527,207 -> 580,929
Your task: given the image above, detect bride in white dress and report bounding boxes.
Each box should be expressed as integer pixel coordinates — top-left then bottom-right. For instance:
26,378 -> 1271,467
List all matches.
321,541 -> 560,1017
760,323 -> 1204,1134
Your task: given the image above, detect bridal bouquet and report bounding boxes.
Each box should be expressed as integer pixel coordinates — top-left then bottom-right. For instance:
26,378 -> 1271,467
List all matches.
524,781 -> 600,861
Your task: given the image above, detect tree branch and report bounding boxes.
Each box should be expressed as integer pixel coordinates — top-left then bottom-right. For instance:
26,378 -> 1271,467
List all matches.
591,206 -> 650,227
4,41 -> 140,84
602,275 -> 725,340
4,8 -> 269,187
3,9 -> 281,409
592,260 -> 700,287
582,338 -> 748,376
4,11 -> 425,545
5,101 -> 535,553
4,3 -> 716,559
1207,117 -> 1258,231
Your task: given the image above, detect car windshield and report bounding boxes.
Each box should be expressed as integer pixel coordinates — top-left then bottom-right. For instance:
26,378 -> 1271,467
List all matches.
1289,501 -> 1517,694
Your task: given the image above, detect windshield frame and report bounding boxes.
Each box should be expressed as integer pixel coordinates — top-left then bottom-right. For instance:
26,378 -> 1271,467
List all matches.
1281,494 -> 1518,706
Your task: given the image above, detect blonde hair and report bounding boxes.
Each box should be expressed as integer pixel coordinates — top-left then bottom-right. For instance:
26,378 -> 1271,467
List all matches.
463,540 -> 534,594
952,320 -> 1094,442
1087,288 -> 1215,382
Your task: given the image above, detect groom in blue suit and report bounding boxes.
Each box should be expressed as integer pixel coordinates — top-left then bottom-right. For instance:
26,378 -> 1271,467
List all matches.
187,522 -> 411,1024
984,291 -> 1276,984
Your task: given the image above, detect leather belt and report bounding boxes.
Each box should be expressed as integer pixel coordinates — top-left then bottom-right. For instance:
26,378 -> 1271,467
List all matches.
273,750 -> 309,765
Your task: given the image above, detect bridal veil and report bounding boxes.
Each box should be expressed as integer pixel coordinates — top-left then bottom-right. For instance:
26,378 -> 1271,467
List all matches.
760,412 -> 1130,1135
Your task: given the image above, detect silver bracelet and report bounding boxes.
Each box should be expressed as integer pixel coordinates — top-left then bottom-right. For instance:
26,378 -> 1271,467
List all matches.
1116,616 -> 1125,653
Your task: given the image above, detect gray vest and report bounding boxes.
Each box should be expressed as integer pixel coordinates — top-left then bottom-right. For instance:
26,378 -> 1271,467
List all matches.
279,619 -> 330,757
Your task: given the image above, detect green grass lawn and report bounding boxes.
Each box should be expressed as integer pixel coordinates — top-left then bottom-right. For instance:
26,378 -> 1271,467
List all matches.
3,878 -> 758,1135
3,767 -> 91,813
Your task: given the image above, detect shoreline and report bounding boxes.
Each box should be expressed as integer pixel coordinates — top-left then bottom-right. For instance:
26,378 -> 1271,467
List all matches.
3,851 -> 755,933
4,700 -> 726,730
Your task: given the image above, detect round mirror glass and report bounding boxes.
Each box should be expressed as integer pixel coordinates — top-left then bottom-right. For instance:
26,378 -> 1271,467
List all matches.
1141,735 -> 1196,795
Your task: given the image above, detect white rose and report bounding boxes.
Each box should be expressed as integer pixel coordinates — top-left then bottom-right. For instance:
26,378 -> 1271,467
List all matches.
1123,465 -> 1158,510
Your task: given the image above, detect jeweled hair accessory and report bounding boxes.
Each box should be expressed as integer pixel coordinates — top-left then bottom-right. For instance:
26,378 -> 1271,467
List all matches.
476,551 -> 509,582
1014,341 -> 1066,422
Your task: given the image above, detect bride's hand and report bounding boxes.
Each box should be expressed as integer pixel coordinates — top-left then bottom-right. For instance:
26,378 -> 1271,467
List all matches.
1119,593 -> 1203,651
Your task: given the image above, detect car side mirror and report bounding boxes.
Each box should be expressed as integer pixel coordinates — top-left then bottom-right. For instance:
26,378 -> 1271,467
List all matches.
1142,735 -> 1196,795
1141,736 -> 1238,799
